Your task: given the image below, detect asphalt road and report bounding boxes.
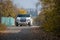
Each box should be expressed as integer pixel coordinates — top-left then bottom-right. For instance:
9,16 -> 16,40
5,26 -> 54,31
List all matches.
0,26 -> 41,40
0,26 -> 59,40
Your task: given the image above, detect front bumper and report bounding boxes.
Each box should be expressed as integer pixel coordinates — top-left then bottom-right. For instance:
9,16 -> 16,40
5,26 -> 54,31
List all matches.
18,22 -> 28,24
16,21 -> 30,25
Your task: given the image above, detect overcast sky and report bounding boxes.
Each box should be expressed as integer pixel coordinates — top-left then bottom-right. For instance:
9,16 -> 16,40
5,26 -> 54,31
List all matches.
12,0 -> 39,9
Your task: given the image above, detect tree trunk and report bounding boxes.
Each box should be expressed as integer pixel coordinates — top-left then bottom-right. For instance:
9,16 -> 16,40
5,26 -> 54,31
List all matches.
0,14 -> 2,23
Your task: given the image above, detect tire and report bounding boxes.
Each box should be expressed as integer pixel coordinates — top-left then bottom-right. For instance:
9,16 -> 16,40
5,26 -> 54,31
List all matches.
20,24 -> 22,26
28,22 -> 31,26
15,22 -> 18,26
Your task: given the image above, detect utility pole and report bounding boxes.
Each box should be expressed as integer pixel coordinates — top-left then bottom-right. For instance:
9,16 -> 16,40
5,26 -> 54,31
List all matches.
35,2 -> 40,15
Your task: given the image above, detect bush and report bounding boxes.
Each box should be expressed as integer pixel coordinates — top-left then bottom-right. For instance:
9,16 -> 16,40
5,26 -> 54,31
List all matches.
0,24 -> 7,31
36,0 -> 60,35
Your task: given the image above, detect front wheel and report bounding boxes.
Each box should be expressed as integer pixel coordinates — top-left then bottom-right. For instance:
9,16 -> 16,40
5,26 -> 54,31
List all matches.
15,22 -> 18,26
28,22 -> 31,26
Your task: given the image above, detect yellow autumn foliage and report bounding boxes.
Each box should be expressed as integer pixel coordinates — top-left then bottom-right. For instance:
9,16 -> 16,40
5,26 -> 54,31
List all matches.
19,9 -> 27,14
0,0 -> 16,18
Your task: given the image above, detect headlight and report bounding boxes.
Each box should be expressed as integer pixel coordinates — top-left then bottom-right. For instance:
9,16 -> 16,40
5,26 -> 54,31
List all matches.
26,17 -> 32,22
16,19 -> 20,21
16,17 -> 20,21
17,17 -> 20,19
26,19 -> 30,21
